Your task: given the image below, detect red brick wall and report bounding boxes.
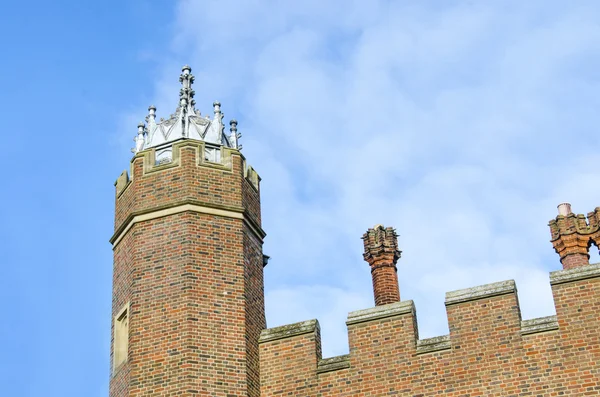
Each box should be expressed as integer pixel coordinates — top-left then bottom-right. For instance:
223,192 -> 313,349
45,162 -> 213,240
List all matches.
112,140 -> 600,396
110,141 -> 265,396
109,230 -> 133,396
259,268 -> 600,396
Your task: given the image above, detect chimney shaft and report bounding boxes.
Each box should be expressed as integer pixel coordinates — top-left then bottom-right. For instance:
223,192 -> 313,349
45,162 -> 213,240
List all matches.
549,203 -> 593,269
362,225 -> 401,306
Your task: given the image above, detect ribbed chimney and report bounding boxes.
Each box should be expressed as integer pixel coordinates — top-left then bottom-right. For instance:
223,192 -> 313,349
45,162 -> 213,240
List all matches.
362,225 -> 402,306
549,203 -> 595,269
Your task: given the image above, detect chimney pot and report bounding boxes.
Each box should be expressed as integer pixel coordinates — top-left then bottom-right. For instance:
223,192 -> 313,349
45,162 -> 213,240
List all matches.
558,203 -> 572,216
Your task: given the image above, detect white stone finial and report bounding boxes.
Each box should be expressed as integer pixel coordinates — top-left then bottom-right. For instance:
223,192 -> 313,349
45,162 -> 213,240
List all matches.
147,105 -> 156,123
213,101 -> 221,114
179,65 -> 195,104
229,119 -> 241,149
558,203 -> 572,216
134,122 -> 146,153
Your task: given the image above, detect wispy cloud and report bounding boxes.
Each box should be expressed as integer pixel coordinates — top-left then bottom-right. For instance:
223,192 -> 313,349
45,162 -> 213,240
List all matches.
125,0 -> 600,356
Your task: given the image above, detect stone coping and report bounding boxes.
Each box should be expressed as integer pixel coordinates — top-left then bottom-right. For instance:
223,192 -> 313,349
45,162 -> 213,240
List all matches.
550,263 -> 600,285
346,300 -> 415,326
317,354 -> 350,374
416,335 -> 451,355
259,319 -> 319,344
521,315 -> 559,336
445,280 -> 516,306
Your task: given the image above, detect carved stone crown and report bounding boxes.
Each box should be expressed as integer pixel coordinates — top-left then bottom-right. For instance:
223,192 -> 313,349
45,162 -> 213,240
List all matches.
362,225 -> 402,267
131,65 -> 242,162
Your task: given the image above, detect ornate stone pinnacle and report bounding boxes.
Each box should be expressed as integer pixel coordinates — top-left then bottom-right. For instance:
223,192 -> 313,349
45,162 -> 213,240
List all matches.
229,119 -> 241,149
134,122 -> 146,153
134,65 -> 241,155
148,105 -> 156,120
179,65 -> 195,107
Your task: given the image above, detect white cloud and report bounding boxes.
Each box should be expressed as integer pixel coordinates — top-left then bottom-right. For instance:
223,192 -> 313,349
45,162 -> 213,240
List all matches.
125,1 -> 600,357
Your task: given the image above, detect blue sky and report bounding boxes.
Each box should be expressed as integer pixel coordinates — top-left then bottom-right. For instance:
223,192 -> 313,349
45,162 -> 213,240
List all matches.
2,1 -> 600,395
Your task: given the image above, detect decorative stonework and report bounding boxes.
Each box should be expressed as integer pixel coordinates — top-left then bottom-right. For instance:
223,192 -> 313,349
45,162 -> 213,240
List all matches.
132,65 -> 241,158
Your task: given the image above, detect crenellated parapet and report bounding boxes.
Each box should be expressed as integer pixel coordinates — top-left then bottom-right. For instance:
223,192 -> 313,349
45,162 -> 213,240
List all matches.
260,266 -> 600,395
549,203 -> 600,269
111,139 -> 264,249
260,210 -> 600,396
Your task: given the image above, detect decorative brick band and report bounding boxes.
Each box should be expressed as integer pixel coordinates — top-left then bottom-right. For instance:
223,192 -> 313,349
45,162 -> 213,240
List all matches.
317,355 -> 350,374
445,280 -> 516,306
549,262 -> 600,285
416,335 -> 451,355
521,315 -> 559,336
346,300 -> 415,326
258,319 -> 319,344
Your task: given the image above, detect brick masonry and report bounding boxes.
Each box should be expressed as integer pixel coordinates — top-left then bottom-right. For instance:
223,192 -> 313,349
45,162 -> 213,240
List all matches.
258,209 -> 600,396
110,140 -> 265,397
259,265 -> 600,396
362,225 -> 402,306
111,138 -> 600,396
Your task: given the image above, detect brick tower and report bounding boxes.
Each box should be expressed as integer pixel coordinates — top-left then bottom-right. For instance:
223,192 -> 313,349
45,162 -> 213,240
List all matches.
109,65 -> 266,396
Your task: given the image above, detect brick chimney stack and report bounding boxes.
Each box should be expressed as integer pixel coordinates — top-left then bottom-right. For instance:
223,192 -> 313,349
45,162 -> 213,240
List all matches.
362,225 -> 402,306
549,203 -> 600,269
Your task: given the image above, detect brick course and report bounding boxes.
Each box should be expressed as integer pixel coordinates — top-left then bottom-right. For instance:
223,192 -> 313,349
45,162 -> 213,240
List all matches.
110,140 -> 265,397
259,210 -> 600,396
111,138 -> 600,396
259,268 -> 600,396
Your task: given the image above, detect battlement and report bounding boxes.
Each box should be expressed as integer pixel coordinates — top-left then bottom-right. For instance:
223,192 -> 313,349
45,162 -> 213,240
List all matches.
114,139 -> 260,197
259,212 -> 600,395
